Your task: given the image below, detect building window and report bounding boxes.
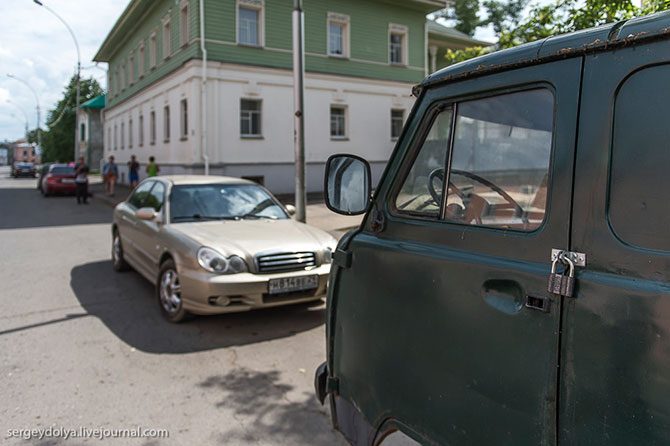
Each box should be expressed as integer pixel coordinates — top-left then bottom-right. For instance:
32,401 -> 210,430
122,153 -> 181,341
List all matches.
180,99 -> 188,139
121,121 -> 125,149
330,106 -> 347,139
164,105 -> 170,142
129,54 -> 135,84
389,24 -> 408,65
107,127 -> 111,150
237,0 -> 263,47
327,13 -> 349,58
138,43 -> 145,77
150,111 -> 156,145
391,109 -> 404,139
108,73 -> 113,96
129,118 -> 134,148
180,1 -> 189,47
163,19 -> 172,59
121,64 -> 127,89
240,99 -> 262,137
139,114 -> 144,147
150,32 -> 157,68
114,124 -> 118,150
114,69 -> 119,94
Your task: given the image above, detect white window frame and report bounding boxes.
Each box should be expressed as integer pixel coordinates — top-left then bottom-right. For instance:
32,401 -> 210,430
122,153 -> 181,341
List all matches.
240,98 -> 262,138
180,0 -> 189,47
388,24 -> 409,66
236,0 -> 264,47
162,17 -> 172,59
327,13 -> 350,58
391,109 -> 405,140
330,105 -> 348,140
138,42 -> 145,78
180,98 -> 188,140
128,53 -> 135,85
150,31 -> 158,68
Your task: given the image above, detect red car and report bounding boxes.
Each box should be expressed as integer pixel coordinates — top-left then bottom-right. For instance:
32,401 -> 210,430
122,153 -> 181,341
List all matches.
40,164 -> 77,196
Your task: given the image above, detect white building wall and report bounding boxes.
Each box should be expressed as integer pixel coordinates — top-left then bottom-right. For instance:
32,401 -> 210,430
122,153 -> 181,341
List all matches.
103,60 -> 416,193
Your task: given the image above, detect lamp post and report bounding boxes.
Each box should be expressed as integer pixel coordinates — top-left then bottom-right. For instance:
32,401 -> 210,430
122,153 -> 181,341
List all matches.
33,0 -> 80,162
6,100 -> 30,138
293,0 -> 306,222
7,73 -> 41,148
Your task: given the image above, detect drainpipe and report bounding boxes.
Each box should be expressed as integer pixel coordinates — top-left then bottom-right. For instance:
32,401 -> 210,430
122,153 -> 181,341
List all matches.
199,0 -> 209,175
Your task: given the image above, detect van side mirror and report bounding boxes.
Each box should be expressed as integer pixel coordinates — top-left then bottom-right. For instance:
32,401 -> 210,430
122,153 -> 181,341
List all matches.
324,154 -> 371,216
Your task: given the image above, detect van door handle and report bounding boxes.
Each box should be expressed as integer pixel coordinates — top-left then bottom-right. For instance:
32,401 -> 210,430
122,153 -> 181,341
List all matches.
525,295 -> 551,313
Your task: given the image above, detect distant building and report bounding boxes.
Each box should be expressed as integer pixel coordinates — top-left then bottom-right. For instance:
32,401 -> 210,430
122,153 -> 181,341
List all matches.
11,139 -> 38,164
79,95 -> 106,171
94,0 -> 485,193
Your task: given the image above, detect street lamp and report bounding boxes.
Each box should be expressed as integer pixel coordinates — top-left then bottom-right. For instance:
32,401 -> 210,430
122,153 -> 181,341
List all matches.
7,73 -> 41,148
33,0 -> 81,162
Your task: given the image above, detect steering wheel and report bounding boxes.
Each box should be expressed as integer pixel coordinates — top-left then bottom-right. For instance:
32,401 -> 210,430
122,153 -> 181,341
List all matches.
427,168 -> 528,225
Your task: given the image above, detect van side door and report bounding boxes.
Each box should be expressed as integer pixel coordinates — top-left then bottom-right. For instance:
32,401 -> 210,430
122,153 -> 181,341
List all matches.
328,58 -> 582,445
559,38 -> 670,444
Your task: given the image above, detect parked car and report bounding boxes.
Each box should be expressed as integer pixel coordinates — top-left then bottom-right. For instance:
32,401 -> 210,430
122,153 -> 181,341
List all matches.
12,161 -> 36,178
112,175 -> 337,323
316,12 -> 670,446
39,164 -> 76,196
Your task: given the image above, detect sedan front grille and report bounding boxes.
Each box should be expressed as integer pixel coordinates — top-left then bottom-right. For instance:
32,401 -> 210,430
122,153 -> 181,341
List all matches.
256,252 -> 316,273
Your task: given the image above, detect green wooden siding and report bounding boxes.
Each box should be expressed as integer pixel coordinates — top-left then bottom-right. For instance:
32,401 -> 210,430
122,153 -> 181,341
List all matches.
107,0 -> 199,108
204,0 -> 426,82
105,0 -> 433,108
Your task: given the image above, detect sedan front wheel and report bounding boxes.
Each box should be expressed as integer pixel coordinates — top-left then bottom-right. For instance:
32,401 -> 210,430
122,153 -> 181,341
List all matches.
157,259 -> 189,323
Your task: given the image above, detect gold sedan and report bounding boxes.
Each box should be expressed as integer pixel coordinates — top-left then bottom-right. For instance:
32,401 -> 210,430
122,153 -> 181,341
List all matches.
111,175 -> 337,322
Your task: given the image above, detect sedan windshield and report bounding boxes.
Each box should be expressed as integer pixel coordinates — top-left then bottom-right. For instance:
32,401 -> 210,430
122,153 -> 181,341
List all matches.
170,184 -> 288,223
50,166 -> 75,175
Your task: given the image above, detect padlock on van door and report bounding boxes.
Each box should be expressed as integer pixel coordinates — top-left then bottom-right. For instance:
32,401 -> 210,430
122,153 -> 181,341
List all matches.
559,256 -> 575,298
547,258 -> 565,295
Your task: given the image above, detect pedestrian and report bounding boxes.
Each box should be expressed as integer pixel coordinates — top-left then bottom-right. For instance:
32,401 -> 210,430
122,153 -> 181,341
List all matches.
146,156 -> 160,177
74,156 -> 89,205
102,155 -> 119,196
127,155 -> 140,188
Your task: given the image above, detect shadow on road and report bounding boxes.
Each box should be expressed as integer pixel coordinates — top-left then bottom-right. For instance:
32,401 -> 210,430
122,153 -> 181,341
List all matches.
199,368 -> 341,445
0,184 -> 112,230
70,261 -> 326,354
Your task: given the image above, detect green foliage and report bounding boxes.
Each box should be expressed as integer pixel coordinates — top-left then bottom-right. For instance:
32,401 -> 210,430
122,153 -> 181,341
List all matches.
435,0 -> 529,37
445,0 -> 670,66
434,0 -> 481,37
445,46 -> 493,65
41,76 -> 102,163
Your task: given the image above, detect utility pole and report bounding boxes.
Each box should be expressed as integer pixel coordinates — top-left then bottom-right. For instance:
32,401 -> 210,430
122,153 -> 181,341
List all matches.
292,0 -> 306,222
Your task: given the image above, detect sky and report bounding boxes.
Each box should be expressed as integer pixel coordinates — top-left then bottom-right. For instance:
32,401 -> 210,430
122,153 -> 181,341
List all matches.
0,0 -> 128,142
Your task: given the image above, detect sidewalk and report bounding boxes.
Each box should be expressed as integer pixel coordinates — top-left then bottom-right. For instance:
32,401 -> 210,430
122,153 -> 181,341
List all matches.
89,178 -> 362,236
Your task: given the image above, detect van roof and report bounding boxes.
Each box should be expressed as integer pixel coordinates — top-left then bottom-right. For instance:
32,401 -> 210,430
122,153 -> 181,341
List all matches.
421,10 -> 670,90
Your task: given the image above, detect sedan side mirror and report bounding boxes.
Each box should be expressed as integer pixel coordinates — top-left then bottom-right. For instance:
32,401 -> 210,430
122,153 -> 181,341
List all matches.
324,154 -> 371,216
136,207 -> 161,223
285,204 -> 297,216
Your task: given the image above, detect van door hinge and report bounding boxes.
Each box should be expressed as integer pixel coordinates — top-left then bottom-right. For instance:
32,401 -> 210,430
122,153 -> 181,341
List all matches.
333,249 -> 352,269
551,249 -> 586,267
327,376 -> 340,394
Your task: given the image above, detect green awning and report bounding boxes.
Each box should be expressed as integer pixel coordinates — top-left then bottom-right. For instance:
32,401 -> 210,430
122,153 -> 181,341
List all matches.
80,94 -> 106,110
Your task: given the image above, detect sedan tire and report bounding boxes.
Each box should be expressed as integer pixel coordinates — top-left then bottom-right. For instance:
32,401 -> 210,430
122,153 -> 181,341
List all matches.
157,259 -> 189,323
112,230 -> 130,272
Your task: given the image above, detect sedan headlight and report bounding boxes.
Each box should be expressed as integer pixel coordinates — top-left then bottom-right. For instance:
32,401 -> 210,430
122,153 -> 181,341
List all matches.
197,247 -> 248,274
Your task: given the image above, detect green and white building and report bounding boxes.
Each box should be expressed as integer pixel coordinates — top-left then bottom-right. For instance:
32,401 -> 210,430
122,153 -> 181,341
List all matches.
94,0 -> 486,192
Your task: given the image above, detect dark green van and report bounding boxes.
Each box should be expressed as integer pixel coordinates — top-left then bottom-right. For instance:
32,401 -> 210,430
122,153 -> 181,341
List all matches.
316,11 -> 670,446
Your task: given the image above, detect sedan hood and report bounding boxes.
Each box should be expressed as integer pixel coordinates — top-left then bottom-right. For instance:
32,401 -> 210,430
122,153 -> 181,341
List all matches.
168,219 -> 336,257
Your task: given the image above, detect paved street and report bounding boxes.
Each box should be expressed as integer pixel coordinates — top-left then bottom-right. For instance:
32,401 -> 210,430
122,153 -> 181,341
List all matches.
0,166 -> 345,445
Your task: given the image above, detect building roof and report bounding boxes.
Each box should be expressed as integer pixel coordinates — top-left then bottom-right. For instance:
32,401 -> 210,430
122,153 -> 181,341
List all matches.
80,95 -> 106,110
422,10 -> 670,88
427,20 -> 492,47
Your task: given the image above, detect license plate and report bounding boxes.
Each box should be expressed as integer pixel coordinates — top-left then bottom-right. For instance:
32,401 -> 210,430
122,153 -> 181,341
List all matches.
62,178 -> 74,183
268,275 -> 318,295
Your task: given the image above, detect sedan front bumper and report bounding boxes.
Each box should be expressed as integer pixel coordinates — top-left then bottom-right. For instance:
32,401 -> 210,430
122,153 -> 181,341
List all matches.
179,264 -> 331,315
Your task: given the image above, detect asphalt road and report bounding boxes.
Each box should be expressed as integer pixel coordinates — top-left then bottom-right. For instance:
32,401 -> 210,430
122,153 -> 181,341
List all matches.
0,166 -> 345,445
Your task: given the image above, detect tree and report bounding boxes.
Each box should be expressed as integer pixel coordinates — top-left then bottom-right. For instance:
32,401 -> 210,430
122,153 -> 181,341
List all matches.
435,0 -> 482,37
435,0 -> 529,37
445,0 -> 670,65
41,76 -> 103,163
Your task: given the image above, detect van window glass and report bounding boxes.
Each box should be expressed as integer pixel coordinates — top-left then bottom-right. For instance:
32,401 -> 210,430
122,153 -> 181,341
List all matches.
128,181 -> 154,209
444,89 -> 554,231
395,108 -> 453,217
609,65 -> 670,251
